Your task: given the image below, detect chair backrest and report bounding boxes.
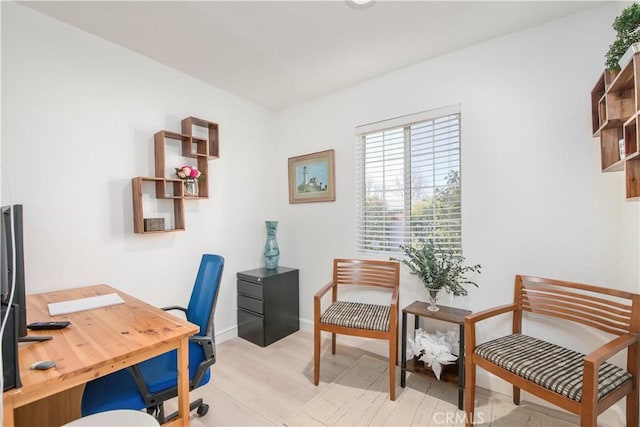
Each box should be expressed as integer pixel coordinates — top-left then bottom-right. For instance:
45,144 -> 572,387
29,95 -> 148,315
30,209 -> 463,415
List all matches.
186,254 -> 224,336
333,259 -> 399,290
515,275 -> 640,336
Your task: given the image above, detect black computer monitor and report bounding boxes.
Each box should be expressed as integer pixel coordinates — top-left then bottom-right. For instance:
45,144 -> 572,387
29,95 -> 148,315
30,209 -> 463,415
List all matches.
1,204 -> 49,343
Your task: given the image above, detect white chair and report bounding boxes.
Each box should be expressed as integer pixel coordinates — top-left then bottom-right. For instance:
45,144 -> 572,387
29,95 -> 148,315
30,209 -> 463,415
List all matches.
62,409 -> 159,426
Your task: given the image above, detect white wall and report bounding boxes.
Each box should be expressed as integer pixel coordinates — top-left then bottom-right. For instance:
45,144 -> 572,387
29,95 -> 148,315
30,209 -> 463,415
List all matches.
1,2 -> 277,341
275,3 -> 638,423
278,1 -> 638,322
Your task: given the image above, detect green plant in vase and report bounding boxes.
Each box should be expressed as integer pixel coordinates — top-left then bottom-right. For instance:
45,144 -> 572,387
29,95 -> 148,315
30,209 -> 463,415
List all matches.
392,240 -> 481,312
606,3 -> 640,70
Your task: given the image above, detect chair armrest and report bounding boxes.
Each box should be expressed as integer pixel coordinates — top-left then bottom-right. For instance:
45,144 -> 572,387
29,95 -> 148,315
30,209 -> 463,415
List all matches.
464,303 -> 518,354
388,285 -> 400,328
190,335 -> 212,344
128,332 -> 215,411
188,334 -> 216,391
584,333 -> 639,367
464,303 -> 518,326
314,280 -> 337,300
314,280 -> 337,320
162,305 -> 187,315
128,364 -> 152,400
581,333 -> 638,405
389,285 -> 399,308
190,335 -> 215,360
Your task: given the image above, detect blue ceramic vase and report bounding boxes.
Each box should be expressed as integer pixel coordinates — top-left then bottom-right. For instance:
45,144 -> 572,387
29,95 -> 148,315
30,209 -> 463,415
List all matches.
264,221 -> 280,269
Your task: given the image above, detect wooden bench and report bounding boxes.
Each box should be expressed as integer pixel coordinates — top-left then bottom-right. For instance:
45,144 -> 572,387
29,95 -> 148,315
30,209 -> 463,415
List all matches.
464,275 -> 639,427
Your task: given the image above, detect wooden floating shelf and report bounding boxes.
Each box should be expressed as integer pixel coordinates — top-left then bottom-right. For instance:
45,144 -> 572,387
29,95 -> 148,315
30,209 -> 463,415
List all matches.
132,117 -> 220,234
591,55 -> 640,200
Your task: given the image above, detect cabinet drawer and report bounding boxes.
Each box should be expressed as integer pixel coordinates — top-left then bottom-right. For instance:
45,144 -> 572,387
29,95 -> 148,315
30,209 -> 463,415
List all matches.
238,294 -> 264,315
237,280 -> 263,299
238,308 -> 265,347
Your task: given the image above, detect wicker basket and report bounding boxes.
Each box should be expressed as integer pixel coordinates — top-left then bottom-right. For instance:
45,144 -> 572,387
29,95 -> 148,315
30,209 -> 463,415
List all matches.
143,218 -> 165,232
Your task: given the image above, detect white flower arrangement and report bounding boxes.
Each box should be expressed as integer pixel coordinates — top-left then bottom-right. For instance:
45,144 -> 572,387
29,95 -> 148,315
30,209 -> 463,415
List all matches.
406,329 -> 459,380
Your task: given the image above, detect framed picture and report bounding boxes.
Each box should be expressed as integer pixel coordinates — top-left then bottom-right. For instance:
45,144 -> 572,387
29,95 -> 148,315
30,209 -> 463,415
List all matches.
288,149 -> 336,203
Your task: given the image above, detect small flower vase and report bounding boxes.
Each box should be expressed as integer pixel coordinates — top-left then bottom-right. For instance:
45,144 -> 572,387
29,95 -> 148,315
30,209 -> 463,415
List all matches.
427,288 -> 440,312
184,179 -> 199,197
263,221 -> 280,270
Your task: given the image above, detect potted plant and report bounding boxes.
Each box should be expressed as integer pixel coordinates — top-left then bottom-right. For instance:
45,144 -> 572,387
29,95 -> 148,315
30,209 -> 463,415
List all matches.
606,3 -> 640,70
393,240 -> 481,312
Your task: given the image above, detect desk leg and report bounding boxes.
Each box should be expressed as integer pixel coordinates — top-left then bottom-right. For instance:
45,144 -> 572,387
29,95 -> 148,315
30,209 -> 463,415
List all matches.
400,311 -> 407,388
3,396 -> 15,426
458,323 -> 464,410
176,336 -> 190,427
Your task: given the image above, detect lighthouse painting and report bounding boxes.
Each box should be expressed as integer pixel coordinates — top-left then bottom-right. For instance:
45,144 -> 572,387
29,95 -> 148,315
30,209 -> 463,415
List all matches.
297,163 -> 328,193
288,149 -> 336,204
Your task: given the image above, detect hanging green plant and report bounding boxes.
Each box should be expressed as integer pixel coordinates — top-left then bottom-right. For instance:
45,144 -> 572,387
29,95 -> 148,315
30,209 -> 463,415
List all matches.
606,3 -> 640,70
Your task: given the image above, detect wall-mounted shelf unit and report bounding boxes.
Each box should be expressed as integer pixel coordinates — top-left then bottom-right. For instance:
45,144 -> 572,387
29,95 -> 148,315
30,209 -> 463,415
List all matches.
132,177 -> 185,233
154,130 -> 210,199
591,54 -> 640,200
182,116 -> 219,159
132,117 -> 220,233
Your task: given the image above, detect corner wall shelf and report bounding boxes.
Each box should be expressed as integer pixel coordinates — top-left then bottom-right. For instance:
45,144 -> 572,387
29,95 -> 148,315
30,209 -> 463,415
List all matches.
591,55 -> 640,200
132,116 -> 220,233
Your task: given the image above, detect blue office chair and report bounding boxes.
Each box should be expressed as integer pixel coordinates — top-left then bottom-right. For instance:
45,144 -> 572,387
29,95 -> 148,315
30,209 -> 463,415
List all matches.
81,254 -> 224,423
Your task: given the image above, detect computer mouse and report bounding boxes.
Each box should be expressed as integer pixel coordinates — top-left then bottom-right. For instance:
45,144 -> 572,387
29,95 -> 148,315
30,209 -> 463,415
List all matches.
30,360 -> 56,370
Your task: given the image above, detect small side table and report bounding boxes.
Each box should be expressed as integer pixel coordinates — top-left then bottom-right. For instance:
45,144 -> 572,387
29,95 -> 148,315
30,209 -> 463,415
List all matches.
401,301 -> 471,410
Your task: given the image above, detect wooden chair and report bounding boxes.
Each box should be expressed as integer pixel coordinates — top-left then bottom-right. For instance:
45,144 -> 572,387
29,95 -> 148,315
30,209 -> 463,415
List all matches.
313,259 -> 400,400
464,275 -> 639,427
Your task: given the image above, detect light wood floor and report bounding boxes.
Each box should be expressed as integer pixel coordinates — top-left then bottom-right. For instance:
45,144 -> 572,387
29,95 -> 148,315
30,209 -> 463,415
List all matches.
185,330 -> 366,426
178,330 -> 577,427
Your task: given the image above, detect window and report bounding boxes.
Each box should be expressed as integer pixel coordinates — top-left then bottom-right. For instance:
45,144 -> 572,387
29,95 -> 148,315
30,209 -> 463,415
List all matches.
355,105 -> 461,255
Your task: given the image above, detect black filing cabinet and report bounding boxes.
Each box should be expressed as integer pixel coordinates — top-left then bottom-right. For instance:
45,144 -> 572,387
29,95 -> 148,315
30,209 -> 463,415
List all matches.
237,266 -> 299,347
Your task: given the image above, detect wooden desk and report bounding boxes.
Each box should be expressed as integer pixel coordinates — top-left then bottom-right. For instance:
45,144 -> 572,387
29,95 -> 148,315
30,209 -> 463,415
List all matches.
2,284 -> 198,427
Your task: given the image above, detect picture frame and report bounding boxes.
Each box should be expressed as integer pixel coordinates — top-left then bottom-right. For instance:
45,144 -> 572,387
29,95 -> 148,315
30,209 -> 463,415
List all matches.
288,149 -> 336,203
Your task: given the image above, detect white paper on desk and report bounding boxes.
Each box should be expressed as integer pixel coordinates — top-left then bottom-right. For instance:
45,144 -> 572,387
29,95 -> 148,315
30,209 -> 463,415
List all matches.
48,292 -> 125,316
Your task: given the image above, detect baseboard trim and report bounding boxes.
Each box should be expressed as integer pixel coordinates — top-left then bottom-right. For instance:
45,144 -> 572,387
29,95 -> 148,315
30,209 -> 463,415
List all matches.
216,325 -> 237,344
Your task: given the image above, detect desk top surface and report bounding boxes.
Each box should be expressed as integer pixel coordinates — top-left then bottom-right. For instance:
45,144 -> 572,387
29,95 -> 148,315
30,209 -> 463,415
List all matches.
4,284 -> 198,403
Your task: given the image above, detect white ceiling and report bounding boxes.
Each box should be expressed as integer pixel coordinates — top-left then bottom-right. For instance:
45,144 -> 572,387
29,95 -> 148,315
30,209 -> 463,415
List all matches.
23,1 -> 604,111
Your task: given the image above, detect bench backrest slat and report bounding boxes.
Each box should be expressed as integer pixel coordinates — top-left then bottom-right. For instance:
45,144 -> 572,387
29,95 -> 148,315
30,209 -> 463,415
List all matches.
515,275 -> 638,336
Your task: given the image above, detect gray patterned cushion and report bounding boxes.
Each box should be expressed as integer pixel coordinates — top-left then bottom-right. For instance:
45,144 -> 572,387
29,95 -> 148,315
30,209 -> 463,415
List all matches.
475,334 -> 632,402
320,301 -> 390,332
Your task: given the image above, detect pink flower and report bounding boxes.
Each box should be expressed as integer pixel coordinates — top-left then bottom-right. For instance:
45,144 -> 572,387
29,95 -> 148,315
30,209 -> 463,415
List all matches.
175,165 -> 204,180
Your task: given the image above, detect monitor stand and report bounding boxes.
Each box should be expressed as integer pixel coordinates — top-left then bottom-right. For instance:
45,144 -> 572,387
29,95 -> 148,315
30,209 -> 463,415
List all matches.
20,335 -> 52,342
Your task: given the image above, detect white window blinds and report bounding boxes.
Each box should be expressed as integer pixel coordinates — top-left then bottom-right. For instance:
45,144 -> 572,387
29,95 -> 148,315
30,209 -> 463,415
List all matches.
355,105 -> 461,255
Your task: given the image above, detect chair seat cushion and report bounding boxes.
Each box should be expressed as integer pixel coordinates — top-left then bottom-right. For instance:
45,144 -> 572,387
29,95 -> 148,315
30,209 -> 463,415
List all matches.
474,334 -> 632,402
82,341 -> 210,415
320,301 -> 389,331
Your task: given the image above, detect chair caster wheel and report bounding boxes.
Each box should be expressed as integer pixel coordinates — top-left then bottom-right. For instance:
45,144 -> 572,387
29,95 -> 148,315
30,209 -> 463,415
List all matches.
197,404 -> 209,417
